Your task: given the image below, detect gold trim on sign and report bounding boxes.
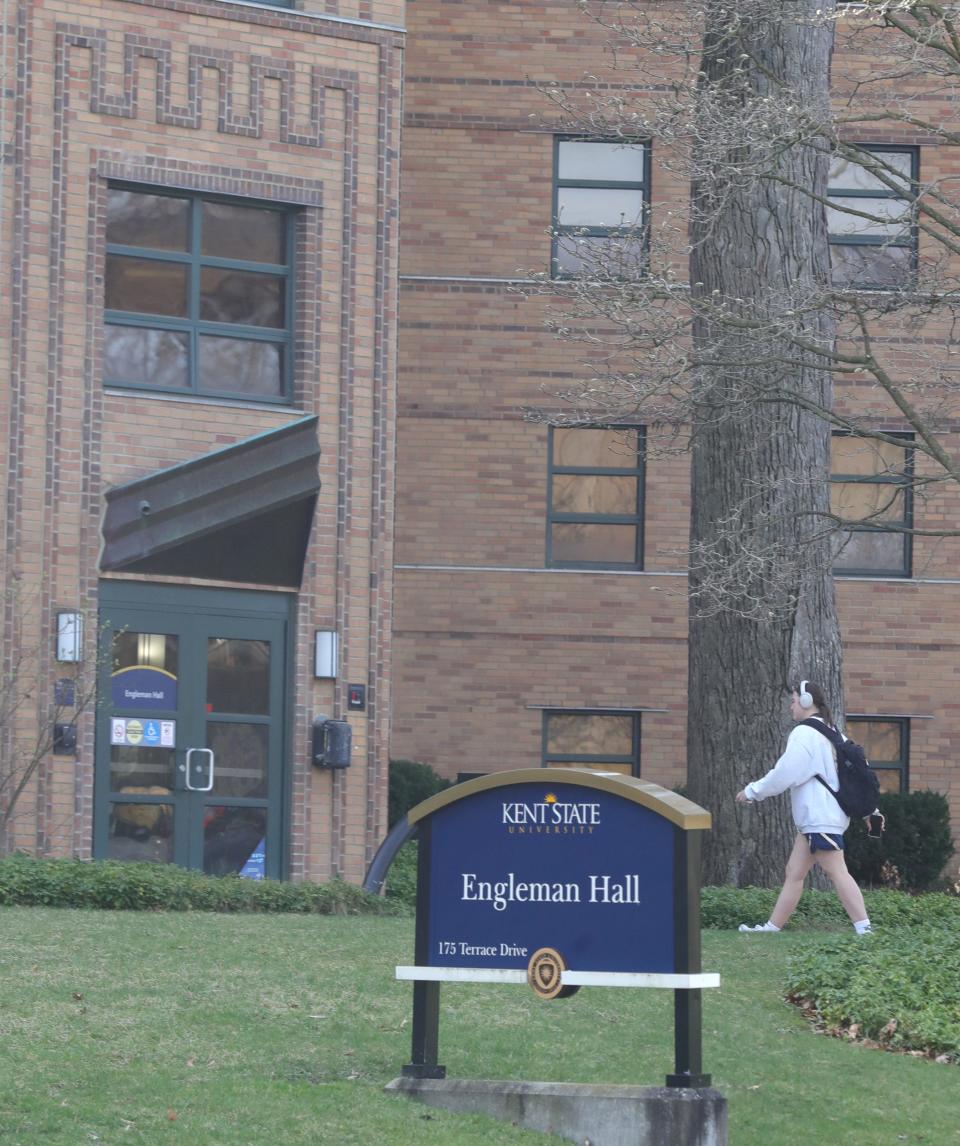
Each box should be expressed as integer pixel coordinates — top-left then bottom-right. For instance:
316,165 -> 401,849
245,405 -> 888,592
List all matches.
407,767 -> 711,831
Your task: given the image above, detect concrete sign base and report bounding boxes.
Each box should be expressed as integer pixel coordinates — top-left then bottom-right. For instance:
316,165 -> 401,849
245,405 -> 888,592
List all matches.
386,1076 -> 728,1146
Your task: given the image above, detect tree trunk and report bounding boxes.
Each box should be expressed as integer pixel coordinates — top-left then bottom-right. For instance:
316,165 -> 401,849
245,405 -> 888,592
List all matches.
686,2 -> 844,886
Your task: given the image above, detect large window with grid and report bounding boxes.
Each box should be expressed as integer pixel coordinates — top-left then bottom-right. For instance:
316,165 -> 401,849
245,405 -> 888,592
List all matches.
845,716 -> 909,794
831,433 -> 913,577
547,426 -> 644,569
104,187 -> 294,403
552,138 -> 649,278
827,146 -> 917,288
541,711 -> 640,777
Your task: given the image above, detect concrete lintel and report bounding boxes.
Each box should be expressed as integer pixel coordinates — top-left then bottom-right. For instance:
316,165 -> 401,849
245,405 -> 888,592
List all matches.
386,1076 -> 728,1146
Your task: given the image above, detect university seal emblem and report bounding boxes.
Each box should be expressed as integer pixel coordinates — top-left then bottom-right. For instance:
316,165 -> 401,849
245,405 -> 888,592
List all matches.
527,946 -> 578,999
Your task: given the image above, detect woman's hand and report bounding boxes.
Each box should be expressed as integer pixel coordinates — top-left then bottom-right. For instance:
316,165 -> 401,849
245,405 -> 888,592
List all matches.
735,789 -> 750,804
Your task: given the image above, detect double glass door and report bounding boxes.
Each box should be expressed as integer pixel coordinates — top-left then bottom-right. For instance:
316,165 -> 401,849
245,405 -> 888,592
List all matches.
94,585 -> 289,878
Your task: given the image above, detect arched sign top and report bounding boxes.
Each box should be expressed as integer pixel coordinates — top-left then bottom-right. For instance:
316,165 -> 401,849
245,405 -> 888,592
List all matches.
397,766 -> 717,1088
407,768 -> 711,832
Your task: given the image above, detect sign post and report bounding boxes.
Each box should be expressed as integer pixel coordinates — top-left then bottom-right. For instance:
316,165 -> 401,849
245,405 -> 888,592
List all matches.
396,768 -> 718,1088
405,824 -> 445,1079
668,827 -> 709,1087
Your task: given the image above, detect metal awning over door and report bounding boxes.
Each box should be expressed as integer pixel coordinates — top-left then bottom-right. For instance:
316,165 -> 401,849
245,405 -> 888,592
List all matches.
100,415 -> 320,588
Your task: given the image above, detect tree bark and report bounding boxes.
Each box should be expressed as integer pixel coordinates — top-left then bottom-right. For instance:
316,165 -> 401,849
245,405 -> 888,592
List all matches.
686,2 -> 844,886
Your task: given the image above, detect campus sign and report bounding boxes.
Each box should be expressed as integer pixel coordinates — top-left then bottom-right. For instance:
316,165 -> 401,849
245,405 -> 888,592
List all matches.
425,782 -> 677,976
396,768 -> 719,1087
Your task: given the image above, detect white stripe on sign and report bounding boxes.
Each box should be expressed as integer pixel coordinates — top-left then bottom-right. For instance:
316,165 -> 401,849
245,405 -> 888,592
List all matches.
395,967 -> 720,989
396,967 -> 528,984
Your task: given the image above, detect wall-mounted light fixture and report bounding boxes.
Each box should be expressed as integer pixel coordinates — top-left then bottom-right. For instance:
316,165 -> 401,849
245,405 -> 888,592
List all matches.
56,612 -> 84,663
314,631 -> 338,679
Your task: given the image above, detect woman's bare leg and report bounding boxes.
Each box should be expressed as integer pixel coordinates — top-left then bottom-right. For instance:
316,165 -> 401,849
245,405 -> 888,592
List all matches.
769,834 -> 818,929
815,847 -> 869,924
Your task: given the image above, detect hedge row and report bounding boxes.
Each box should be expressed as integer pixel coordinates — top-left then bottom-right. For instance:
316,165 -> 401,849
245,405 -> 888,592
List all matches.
0,854 -> 396,915
701,884 -> 960,931
786,922 -> 960,1062
6,852 -> 959,931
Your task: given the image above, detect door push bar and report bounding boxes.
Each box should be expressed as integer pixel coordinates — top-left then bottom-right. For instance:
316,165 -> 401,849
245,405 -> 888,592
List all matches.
184,747 -> 215,792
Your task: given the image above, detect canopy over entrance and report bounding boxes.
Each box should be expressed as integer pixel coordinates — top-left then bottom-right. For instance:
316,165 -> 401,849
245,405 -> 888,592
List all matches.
100,416 -> 320,587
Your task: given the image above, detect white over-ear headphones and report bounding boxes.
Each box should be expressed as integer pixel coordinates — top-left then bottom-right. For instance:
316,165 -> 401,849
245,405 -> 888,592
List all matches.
798,680 -> 813,708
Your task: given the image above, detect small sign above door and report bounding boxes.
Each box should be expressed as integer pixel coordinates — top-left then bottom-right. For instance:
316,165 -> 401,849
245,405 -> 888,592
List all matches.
112,666 -> 178,711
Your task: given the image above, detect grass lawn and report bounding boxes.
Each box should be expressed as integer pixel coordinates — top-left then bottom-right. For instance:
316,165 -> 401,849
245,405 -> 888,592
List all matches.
0,908 -> 954,1145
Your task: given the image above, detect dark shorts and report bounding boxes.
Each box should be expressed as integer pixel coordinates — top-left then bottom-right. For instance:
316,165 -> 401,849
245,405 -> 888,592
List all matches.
806,832 -> 845,854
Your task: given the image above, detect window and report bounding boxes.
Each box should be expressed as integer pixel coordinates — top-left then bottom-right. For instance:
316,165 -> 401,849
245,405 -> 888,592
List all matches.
845,717 -> 909,794
105,187 -> 294,402
831,434 -> 913,576
542,711 -> 640,776
552,138 -> 649,277
828,146 -> 917,288
547,426 -> 644,568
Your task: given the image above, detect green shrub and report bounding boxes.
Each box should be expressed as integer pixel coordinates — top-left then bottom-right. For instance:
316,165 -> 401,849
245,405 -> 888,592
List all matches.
701,884 -> 960,930
388,758 -> 451,827
702,885 -> 848,929
863,888 -> 960,928
0,854 -> 396,914
845,789 -> 955,890
384,839 -> 419,909
786,922 -> 960,1061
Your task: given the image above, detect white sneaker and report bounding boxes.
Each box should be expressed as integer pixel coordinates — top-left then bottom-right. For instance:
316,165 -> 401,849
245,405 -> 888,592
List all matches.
738,922 -> 780,933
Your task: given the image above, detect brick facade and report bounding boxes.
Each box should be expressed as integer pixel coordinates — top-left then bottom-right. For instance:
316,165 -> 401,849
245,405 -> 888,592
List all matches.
1,0 -> 402,882
4,0 -> 960,881
391,1 -> 960,853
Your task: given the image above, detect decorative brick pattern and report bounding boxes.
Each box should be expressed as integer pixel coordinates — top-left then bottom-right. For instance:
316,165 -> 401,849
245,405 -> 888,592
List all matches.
1,0 -> 401,884
58,26 -> 340,146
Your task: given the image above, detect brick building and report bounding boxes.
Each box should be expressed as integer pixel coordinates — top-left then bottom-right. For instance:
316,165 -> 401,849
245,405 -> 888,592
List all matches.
2,1 -> 958,882
1,0 -> 402,882
390,2 -> 960,851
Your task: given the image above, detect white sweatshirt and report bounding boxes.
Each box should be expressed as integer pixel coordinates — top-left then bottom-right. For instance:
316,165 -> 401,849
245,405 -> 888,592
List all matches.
744,718 -> 850,836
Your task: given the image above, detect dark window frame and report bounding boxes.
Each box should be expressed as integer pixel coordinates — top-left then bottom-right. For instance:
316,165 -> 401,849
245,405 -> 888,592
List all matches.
104,183 -> 296,404
546,425 -> 646,570
551,136 -> 651,279
828,144 -> 919,289
540,709 -> 641,778
831,431 -> 914,578
845,715 -> 910,794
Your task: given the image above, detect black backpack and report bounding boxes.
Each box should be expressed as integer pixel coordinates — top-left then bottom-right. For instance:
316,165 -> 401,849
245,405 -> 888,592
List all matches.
801,719 -> 880,819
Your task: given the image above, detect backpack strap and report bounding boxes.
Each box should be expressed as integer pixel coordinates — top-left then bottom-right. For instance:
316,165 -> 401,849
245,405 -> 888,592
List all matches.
800,719 -> 842,800
814,773 -> 839,798
800,717 -> 842,747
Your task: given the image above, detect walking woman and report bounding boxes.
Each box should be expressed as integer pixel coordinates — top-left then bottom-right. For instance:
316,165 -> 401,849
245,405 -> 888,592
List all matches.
734,680 -> 872,935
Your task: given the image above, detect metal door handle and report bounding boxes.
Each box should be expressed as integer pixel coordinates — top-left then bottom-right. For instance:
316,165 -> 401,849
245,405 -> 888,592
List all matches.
185,747 -> 214,792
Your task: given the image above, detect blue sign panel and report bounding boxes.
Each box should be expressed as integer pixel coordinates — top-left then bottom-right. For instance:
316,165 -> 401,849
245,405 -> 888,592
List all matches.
239,839 -> 266,880
111,666 -> 177,711
426,782 -> 675,974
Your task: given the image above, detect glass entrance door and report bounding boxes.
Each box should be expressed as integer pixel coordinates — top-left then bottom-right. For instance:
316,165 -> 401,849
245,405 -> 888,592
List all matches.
95,585 -> 289,878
